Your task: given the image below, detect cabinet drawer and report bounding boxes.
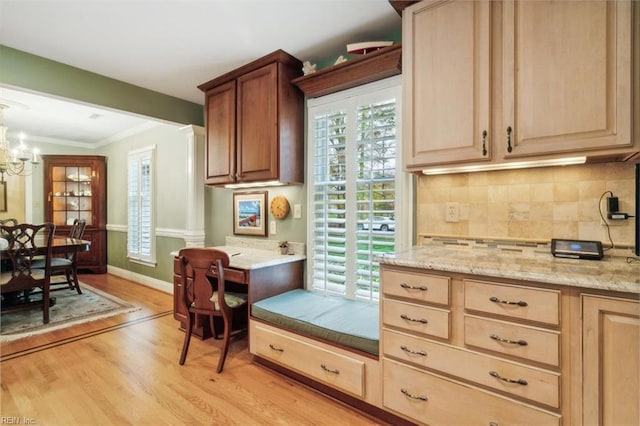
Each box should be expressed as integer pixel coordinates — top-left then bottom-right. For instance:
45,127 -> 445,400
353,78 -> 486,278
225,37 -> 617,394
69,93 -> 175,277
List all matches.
464,315 -> 560,366
464,280 -> 560,325
253,325 -> 365,398
383,359 -> 560,426
383,299 -> 450,340
382,268 -> 450,305
383,329 -> 560,408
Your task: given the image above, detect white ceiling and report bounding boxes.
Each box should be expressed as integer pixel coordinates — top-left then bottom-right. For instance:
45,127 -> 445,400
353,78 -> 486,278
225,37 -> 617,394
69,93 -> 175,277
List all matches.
0,0 -> 401,148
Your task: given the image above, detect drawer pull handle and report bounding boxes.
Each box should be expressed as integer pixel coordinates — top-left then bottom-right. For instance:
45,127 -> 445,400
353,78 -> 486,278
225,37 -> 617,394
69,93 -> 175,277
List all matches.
401,388 -> 428,401
489,370 -> 528,386
320,364 -> 339,375
489,296 -> 527,307
400,282 -> 428,291
268,344 -> 284,352
489,334 -> 528,346
400,345 -> 427,357
400,314 -> 429,324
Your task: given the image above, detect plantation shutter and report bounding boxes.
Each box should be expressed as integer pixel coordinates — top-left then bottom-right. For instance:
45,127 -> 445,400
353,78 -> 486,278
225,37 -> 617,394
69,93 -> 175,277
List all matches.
308,78 -> 403,302
127,146 -> 156,264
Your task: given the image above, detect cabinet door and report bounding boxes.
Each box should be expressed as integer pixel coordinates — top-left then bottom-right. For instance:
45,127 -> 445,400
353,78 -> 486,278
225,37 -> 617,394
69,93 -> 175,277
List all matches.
503,1 -> 632,158
582,294 -> 639,426
204,80 -> 236,185
403,0 -> 491,169
236,62 -> 279,182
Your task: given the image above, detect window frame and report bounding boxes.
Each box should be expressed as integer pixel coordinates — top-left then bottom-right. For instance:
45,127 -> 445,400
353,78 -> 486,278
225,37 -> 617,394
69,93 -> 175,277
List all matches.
305,76 -> 412,302
127,145 -> 157,267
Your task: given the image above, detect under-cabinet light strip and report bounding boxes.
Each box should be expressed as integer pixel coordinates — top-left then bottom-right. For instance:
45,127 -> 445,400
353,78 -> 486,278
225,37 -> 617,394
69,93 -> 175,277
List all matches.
422,156 -> 587,175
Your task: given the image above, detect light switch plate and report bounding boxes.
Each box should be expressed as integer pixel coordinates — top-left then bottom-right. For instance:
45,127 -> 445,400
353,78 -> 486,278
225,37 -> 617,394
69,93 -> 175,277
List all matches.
293,204 -> 302,219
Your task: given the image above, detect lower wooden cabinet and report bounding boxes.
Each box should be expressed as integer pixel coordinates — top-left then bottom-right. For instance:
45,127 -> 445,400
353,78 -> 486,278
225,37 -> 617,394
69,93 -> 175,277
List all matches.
381,265 -> 562,425
383,359 -> 560,426
582,294 -> 640,426
249,320 -> 381,406
253,323 -> 365,398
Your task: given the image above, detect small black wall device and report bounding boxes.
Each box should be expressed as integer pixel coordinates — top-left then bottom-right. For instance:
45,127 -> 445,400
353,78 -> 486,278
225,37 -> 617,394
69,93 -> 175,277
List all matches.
551,239 -> 604,260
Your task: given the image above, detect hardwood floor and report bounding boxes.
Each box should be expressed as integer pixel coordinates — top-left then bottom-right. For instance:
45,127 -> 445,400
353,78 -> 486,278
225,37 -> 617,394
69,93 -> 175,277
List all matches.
1,274 -> 384,425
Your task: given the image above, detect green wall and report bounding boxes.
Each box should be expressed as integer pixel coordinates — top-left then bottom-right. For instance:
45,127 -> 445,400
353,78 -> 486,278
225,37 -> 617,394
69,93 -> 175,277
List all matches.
0,45 -> 203,126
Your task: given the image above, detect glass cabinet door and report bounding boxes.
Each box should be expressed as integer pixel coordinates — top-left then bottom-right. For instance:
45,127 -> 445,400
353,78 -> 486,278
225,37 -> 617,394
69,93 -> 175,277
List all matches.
51,165 -> 94,226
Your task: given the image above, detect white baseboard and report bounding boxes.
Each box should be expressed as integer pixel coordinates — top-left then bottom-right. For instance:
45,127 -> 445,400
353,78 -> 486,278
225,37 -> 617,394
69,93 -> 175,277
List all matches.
107,265 -> 173,295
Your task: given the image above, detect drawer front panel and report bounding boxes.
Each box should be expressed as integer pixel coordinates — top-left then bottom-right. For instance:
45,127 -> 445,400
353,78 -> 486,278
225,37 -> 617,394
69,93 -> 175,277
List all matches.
382,268 -> 450,305
464,315 -> 560,366
253,325 -> 365,397
383,299 -> 450,340
464,280 -> 560,325
383,359 -> 560,426
383,329 -> 560,408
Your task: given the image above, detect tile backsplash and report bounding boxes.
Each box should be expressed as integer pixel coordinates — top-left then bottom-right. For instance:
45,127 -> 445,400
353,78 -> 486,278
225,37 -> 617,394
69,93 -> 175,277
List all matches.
416,162 -> 636,247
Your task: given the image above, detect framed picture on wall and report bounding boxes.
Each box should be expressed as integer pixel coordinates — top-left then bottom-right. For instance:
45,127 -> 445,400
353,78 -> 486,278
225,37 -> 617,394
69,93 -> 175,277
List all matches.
233,191 -> 267,236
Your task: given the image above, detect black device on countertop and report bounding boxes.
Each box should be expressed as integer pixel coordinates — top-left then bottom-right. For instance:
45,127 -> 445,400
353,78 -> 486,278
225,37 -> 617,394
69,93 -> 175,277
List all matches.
551,238 -> 604,260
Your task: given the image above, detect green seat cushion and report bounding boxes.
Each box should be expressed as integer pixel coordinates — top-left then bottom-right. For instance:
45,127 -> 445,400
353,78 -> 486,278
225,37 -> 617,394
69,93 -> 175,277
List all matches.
251,289 -> 379,355
210,291 -> 248,311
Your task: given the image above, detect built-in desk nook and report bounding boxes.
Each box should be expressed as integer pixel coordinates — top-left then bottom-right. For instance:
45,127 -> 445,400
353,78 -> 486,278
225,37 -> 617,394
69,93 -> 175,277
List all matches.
171,237 -> 305,340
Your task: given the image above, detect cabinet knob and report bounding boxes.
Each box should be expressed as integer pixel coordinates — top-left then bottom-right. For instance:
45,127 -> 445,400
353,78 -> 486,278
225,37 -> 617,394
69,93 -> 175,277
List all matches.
400,282 -> 428,291
401,388 -> 428,401
489,370 -> 528,386
320,364 -> 340,375
489,296 -> 527,307
482,130 -> 488,156
400,313 -> 429,324
489,333 -> 528,346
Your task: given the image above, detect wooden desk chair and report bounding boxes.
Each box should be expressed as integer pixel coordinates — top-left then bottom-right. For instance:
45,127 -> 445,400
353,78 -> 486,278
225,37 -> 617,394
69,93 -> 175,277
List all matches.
177,248 -> 248,373
34,218 -> 87,294
0,222 -> 55,323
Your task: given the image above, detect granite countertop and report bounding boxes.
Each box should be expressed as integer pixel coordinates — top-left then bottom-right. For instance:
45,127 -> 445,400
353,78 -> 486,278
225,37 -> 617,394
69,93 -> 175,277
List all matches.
170,236 -> 306,270
377,238 -> 639,294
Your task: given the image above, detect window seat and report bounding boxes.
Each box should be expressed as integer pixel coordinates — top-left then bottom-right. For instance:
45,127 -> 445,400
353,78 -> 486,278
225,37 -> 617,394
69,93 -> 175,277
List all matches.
251,289 -> 379,355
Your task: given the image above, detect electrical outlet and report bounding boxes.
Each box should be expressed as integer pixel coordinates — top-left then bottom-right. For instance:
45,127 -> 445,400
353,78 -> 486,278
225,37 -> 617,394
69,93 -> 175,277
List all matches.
269,221 -> 277,234
445,202 -> 459,222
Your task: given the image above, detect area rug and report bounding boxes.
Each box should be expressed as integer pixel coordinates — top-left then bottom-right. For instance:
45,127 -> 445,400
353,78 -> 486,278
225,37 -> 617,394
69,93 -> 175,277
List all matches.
1,281 -> 140,342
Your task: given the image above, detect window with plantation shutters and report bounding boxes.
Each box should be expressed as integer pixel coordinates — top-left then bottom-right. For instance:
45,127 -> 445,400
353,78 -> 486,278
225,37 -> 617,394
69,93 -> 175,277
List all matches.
127,145 -> 156,266
307,77 -> 408,302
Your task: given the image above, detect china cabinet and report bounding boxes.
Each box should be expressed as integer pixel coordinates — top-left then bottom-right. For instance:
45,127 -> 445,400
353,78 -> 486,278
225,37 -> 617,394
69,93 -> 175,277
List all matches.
198,50 -> 304,186
43,155 -> 107,273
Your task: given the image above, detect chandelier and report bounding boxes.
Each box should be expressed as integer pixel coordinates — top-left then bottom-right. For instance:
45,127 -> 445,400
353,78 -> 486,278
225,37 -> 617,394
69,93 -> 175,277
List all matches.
0,104 -> 39,182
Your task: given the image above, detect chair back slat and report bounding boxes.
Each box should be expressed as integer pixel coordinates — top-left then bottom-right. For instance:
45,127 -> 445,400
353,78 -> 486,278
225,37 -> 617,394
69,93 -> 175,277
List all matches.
179,248 -> 230,312
69,218 -> 87,239
1,223 -> 55,291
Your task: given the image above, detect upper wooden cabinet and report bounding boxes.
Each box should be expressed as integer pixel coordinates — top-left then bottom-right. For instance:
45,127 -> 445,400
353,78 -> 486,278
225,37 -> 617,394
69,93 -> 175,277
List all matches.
43,155 -> 107,273
403,0 -> 491,168
198,50 -> 304,186
404,0 -> 638,171
503,0 -> 633,159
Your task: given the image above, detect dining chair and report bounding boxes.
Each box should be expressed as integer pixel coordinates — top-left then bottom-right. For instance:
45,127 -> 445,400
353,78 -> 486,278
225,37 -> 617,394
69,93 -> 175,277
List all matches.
0,218 -> 18,227
34,218 -> 87,294
177,248 -> 248,373
0,222 -> 56,323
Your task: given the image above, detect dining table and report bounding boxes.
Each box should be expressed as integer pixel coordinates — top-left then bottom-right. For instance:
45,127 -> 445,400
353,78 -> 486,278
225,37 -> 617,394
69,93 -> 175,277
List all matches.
0,236 -> 91,308
0,236 -> 91,257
